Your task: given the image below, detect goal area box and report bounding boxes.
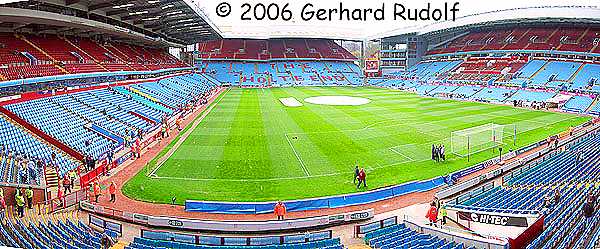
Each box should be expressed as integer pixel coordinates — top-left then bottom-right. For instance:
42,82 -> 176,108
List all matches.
451,123 -> 516,157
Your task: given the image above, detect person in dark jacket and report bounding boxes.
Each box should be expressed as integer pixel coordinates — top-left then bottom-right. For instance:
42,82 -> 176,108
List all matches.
583,200 -> 595,228
353,164 -> 359,184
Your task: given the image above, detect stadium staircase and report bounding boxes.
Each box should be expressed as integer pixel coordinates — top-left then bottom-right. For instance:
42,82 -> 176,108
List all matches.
566,64 -> 586,83
62,37 -> 109,72
114,87 -> 173,114
499,28 -> 530,50
104,44 -> 134,65
585,96 -> 600,113
94,41 -> 126,62
45,167 -> 60,188
528,61 -> 550,80
544,27 -> 560,43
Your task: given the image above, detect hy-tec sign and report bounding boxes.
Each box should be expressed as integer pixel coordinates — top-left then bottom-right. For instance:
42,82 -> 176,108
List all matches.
458,211 -> 528,227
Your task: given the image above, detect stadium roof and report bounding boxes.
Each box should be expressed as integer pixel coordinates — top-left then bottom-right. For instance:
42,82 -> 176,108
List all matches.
375,5 -> 600,40
0,0 -> 221,46
195,1 -> 600,42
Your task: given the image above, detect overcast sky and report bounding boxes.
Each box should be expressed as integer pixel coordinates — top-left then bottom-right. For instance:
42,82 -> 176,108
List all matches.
195,0 -> 600,39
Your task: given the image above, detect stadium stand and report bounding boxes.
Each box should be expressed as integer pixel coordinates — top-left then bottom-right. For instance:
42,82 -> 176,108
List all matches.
201,61 -> 362,87
3,73 -> 216,176
364,223 -> 473,249
529,61 -> 582,88
197,39 -> 355,61
562,96 -> 594,113
447,133 -> 600,249
427,27 -> 600,55
0,33 -> 188,80
466,87 -> 516,103
0,211 -> 112,249
570,64 -> 600,91
505,89 -> 556,103
0,113 -> 76,185
447,57 -> 526,83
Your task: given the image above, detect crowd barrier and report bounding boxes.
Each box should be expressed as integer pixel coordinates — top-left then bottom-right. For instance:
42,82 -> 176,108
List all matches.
354,216 -> 398,237
140,228 -> 332,246
79,200 -> 374,232
42,188 -> 87,214
185,177 -> 446,214
89,214 -> 123,237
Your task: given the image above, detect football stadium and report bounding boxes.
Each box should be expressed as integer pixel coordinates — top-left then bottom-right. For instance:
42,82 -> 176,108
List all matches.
0,1 -> 599,249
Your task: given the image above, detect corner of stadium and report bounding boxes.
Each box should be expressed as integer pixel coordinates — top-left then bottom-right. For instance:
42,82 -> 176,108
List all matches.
0,1 -> 599,249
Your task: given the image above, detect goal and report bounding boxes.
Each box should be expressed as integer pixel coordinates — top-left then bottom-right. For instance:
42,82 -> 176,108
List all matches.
451,123 -> 516,157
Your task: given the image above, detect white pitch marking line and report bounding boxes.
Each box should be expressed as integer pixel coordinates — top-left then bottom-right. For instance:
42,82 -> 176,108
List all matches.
388,147 -> 416,162
284,133 -> 310,176
149,88 -> 228,177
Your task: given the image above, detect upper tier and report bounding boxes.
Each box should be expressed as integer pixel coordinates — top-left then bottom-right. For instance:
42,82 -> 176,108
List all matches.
197,39 -> 357,61
428,26 -> 600,55
0,33 -> 187,81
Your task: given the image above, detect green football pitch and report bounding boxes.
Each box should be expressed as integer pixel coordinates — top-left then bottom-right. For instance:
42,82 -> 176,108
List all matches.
122,87 -> 590,204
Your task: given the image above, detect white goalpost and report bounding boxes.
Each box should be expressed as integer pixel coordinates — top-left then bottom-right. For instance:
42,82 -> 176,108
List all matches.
451,123 -> 516,158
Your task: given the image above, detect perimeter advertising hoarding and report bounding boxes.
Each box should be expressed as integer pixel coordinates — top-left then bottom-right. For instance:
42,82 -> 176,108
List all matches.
447,207 -> 540,239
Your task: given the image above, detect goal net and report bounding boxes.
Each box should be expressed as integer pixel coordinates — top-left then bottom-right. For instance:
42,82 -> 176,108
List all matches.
451,123 -> 515,157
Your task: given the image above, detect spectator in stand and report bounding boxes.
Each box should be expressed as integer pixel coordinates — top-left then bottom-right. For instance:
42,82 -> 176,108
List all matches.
68,170 -> 77,184
81,156 -> 88,172
438,202 -> 447,225
93,182 -> 101,203
15,189 -> 25,218
109,182 -> 116,203
25,186 -> 33,209
135,137 -> 141,159
274,201 -> 286,220
87,155 -> 96,171
51,152 -> 58,171
18,163 -> 26,184
130,142 -> 136,160
425,202 -> 438,226
176,117 -> 182,131
543,194 -> 553,209
0,187 -> 4,200
588,190 -> 597,206
63,177 -> 72,194
27,159 -> 37,185
162,124 -> 168,138
583,198 -> 595,228
57,185 -> 64,207
554,189 -> 561,204
100,233 -> 115,249
107,148 -> 114,170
